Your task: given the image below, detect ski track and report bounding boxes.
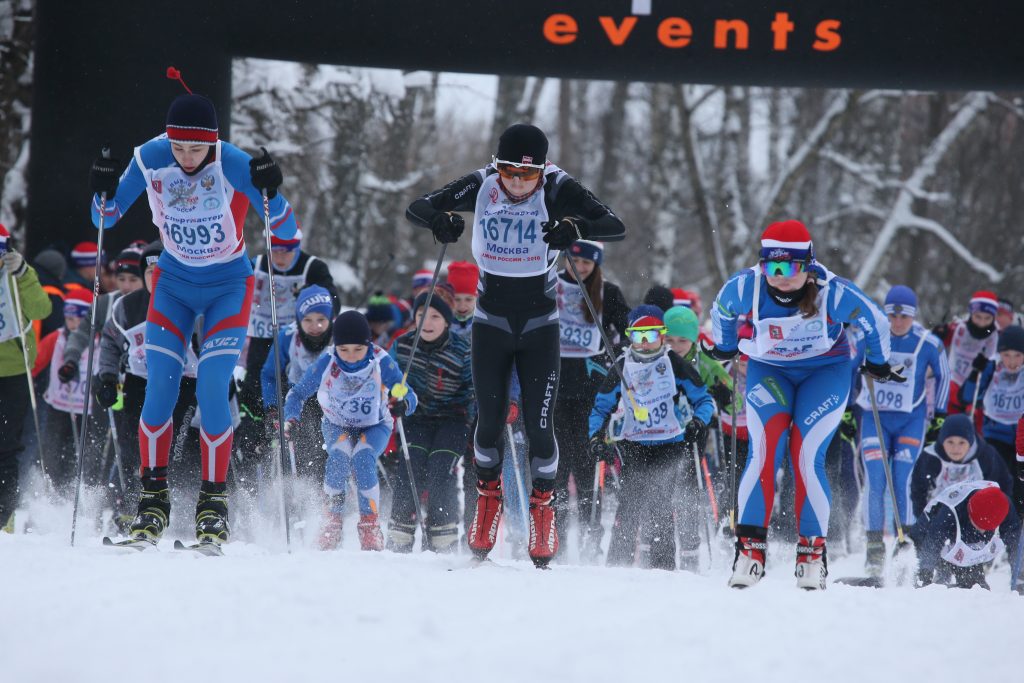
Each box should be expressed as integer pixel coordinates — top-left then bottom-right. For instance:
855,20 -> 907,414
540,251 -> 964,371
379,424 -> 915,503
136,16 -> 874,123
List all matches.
0,528 -> 1018,683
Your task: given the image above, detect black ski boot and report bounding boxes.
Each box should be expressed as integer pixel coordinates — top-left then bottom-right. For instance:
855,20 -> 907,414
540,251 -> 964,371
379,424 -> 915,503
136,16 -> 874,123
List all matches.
195,481 -> 229,545
129,473 -> 170,544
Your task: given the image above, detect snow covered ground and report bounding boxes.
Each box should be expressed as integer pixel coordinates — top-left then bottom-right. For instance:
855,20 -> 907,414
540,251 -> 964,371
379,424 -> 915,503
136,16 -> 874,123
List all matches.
1,494 -> 1019,683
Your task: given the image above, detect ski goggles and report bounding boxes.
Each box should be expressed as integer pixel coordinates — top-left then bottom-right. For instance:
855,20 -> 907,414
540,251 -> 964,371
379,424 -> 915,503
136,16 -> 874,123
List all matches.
493,156 -> 544,181
760,258 -> 807,278
627,326 -> 668,344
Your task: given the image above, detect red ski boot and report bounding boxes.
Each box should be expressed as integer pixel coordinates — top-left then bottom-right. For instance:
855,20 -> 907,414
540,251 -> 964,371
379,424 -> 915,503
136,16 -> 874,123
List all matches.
319,511 -> 343,551
528,488 -> 558,568
795,535 -> 827,590
728,526 -> 767,589
357,513 -> 384,551
468,479 -> 502,560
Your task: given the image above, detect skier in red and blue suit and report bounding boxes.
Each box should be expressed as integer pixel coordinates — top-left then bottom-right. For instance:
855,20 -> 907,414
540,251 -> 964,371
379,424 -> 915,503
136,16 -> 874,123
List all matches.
706,220 -> 900,590
88,89 -> 297,547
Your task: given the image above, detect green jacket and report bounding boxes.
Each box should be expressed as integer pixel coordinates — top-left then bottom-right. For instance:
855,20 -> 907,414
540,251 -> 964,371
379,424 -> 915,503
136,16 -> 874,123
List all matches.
0,265 -> 53,377
683,346 -> 745,416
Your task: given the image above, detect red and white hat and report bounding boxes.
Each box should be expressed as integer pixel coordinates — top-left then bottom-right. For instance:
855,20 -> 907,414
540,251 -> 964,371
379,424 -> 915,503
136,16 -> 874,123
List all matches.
760,220 -> 813,262
0,223 -> 9,254
671,288 -> 703,317
969,290 -> 999,317
71,241 -> 99,268
411,269 -> 434,291
63,288 -> 94,317
270,227 -> 302,251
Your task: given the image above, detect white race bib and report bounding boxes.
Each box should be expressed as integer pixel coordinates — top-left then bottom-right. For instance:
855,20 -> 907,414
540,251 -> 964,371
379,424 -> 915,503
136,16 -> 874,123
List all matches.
317,348 -> 391,429
982,365 -> 1024,424
118,317 -> 198,380
136,139 -> 241,267
287,325 -> 327,385
43,332 -> 97,415
926,480 -> 1005,567
614,351 -> 684,442
948,322 -> 998,386
557,277 -> 602,357
471,173 -> 555,277
738,268 -> 835,363
247,255 -> 316,338
0,269 -> 20,344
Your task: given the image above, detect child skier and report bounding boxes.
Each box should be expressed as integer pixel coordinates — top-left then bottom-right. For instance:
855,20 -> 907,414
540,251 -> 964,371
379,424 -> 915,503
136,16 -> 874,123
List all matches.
88,85 -> 299,547
932,290 -> 1000,416
283,310 -> 417,551
386,293 -> 473,552
959,324 -> 1024,513
261,285 -> 334,480
588,305 -> 714,570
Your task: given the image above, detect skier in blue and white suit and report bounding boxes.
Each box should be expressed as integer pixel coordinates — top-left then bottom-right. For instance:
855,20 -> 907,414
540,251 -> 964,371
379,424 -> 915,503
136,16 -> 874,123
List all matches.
88,91 -> 298,546
851,285 -> 950,577
706,220 -> 900,590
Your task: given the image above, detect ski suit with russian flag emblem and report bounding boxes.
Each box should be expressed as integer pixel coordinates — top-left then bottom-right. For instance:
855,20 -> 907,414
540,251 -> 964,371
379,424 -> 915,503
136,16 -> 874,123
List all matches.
711,264 -> 891,537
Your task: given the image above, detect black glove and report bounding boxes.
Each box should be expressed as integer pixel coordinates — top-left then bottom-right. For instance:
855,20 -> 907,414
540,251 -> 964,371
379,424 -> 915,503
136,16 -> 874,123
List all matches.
542,217 -> 588,249
57,361 -> 79,384
389,399 -> 408,418
699,337 -> 738,362
429,212 -> 465,244
89,151 -> 121,197
589,434 -> 615,463
930,323 -> 948,341
709,383 -> 733,411
249,147 -> 283,199
971,352 -> 989,374
684,418 -> 707,446
925,413 -> 945,445
861,360 -> 906,383
94,375 -> 119,409
839,410 -> 857,441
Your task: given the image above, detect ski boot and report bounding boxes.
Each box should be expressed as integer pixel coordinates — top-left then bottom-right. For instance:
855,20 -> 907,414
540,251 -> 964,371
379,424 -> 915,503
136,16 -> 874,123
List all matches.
528,488 -> 558,568
795,535 -> 828,590
319,512 -> 343,551
386,519 -> 416,553
129,476 -> 171,544
865,530 -> 885,579
357,513 -> 384,551
194,482 -> 229,546
427,523 -> 459,553
468,478 -> 503,560
728,525 -> 767,588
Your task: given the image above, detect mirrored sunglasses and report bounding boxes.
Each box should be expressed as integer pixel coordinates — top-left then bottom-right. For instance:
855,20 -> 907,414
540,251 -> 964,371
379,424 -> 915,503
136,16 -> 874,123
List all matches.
760,259 -> 806,278
493,156 -> 544,181
627,327 -> 667,344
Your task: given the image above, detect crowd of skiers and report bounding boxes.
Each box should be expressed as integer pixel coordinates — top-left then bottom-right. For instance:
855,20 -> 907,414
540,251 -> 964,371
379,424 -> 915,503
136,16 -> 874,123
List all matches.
0,85 -> 1021,591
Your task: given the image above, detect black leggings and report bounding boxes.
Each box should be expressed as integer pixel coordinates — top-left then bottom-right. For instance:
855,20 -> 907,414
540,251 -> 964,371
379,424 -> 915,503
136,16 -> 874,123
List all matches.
472,301 -> 560,490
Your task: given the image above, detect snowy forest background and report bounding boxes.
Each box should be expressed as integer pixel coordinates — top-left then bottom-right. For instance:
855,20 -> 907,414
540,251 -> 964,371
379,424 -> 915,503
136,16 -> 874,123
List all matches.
3,0 -> 1023,321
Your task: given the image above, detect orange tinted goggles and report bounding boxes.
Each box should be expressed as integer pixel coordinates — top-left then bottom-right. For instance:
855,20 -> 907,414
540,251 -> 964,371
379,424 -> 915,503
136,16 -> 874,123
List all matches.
494,157 -> 544,181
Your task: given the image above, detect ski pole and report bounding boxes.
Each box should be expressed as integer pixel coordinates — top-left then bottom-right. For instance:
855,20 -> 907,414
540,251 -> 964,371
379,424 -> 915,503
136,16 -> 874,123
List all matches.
506,423 -> 530,540
589,461 -> 603,528
691,442 -> 715,567
390,245 -> 447,402
72,154 -> 110,546
394,416 -> 427,542
106,408 -> 126,494
969,372 -> 982,418
728,360 -> 739,532
563,252 -> 648,422
262,188 -> 291,551
355,252 -> 397,309
864,376 -> 905,544
8,267 -> 53,493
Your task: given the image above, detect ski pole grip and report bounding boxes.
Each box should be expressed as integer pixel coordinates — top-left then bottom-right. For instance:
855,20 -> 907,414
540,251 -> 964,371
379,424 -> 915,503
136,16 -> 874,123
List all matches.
391,383 -> 409,400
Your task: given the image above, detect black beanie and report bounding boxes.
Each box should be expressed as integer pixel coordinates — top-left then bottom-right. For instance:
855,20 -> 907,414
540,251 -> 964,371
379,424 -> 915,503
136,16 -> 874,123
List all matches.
997,325 -> 1024,354
166,94 -> 219,144
413,292 -> 453,325
643,285 -> 675,313
497,124 -> 548,165
333,310 -> 372,346
114,249 -> 142,277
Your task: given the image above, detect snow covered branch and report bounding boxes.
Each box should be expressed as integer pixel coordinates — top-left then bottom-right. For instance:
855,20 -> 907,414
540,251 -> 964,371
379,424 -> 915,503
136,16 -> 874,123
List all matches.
855,93 -> 993,287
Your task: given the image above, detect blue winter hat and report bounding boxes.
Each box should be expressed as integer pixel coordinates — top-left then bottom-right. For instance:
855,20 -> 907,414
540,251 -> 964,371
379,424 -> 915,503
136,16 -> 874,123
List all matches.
569,240 -> 603,266
333,310 -> 372,346
627,304 -> 666,329
884,285 -> 917,317
938,414 -> 976,447
296,285 -> 333,322
997,325 -> 1024,354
